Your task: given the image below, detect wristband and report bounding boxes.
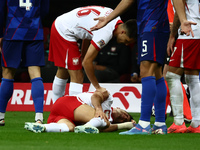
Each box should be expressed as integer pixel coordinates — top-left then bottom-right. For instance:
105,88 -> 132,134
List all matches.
117,122 -> 134,130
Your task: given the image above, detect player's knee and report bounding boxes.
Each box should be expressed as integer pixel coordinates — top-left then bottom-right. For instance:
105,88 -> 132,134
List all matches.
2,67 -> 16,79
70,71 -> 84,83
166,71 -> 181,82
185,74 -> 199,85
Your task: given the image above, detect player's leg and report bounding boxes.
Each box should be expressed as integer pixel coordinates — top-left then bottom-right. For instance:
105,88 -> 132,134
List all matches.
0,68 -> 16,126
42,119 -> 74,132
0,40 -> 22,126
166,67 -> 187,133
139,61 -> 158,127
167,39 -> 200,133
74,104 -> 109,133
28,66 -> 44,123
152,32 -> 169,133
151,66 -> 168,134
120,33 -> 159,135
48,22 -> 83,98
185,70 -> 200,133
68,69 -> 84,96
66,39 -> 83,96
182,83 -> 192,123
25,118 -> 74,133
52,67 -> 69,103
48,22 -> 70,101
26,41 -> 45,123
120,61 -> 159,135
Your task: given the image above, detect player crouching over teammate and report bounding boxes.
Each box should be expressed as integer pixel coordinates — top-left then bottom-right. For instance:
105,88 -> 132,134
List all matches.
24,91 -> 136,133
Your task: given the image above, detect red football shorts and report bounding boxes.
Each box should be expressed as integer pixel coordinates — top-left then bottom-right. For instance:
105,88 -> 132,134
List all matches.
48,22 -> 82,70
169,39 -> 200,69
47,96 -> 83,125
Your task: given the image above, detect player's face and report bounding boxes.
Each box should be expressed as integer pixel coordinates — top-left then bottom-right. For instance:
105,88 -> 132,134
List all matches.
116,33 -> 135,46
113,108 -> 131,123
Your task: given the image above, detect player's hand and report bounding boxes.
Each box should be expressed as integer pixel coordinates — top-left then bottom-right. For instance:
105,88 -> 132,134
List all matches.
180,20 -> 197,37
95,107 -> 108,122
95,87 -> 109,100
130,73 -> 139,83
90,17 -> 108,31
167,35 -> 176,56
131,119 -> 136,127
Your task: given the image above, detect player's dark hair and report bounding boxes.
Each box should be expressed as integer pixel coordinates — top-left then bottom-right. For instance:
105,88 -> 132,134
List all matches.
125,110 -> 134,121
123,19 -> 137,39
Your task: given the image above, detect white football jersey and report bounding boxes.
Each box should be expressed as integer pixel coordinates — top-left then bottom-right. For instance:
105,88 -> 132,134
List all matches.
76,92 -> 113,122
178,0 -> 200,39
54,6 -> 122,49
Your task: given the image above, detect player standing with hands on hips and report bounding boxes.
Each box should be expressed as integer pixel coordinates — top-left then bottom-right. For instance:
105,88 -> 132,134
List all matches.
0,0 -> 49,126
91,0 -> 170,135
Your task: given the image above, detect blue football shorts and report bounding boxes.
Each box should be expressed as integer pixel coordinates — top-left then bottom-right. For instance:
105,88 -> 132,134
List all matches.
1,40 -> 45,68
137,32 -> 169,65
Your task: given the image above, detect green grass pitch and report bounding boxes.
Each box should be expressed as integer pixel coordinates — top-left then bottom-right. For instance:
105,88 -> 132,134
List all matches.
0,112 -> 200,150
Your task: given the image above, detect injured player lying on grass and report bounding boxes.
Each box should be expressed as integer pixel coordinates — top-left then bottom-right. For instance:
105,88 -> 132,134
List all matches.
24,91 -> 136,133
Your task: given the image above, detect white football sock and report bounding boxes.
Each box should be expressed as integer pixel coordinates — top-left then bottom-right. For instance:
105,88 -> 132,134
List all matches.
138,120 -> 150,128
0,112 -> 5,120
185,74 -> 200,128
44,123 -> 69,132
166,72 -> 184,125
35,113 -> 43,122
154,122 -> 166,127
85,117 -> 107,128
52,76 -> 68,103
69,82 -> 83,96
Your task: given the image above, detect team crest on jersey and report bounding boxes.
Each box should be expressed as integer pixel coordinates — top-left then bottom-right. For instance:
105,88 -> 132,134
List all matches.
97,39 -> 105,48
73,58 -> 79,65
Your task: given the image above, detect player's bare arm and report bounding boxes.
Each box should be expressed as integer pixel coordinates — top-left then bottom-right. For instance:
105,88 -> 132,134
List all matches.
82,44 -> 101,89
90,0 -> 135,31
81,39 -> 91,61
101,122 -> 135,132
167,12 -> 180,56
91,91 -> 108,121
82,44 -> 109,100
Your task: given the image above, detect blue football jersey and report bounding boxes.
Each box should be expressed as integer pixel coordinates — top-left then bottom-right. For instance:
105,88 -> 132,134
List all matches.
0,0 -> 49,40
137,0 -> 169,34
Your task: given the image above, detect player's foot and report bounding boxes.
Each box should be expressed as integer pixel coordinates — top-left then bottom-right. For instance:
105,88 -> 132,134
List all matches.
0,119 -> 5,126
185,125 -> 200,133
149,124 -> 167,135
24,122 -> 45,133
167,122 -> 187,133
74,125 -> 99,134
119,124 -> 151,135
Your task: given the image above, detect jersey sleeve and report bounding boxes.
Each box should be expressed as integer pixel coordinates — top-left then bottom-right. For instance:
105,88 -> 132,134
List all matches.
91,17 -> 121,50
0,0 -> 6,38
91,28 -> 113,51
